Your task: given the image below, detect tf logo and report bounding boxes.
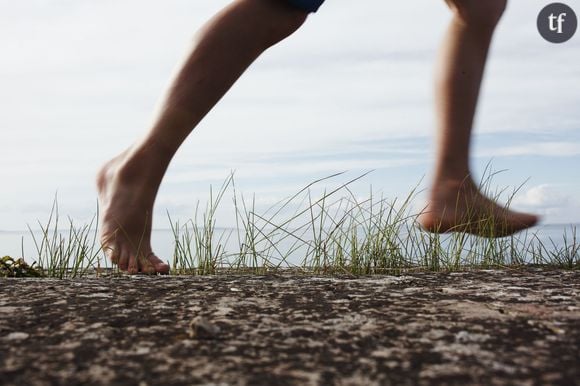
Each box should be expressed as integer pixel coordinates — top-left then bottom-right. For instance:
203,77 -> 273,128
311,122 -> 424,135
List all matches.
537,3 -> 578,43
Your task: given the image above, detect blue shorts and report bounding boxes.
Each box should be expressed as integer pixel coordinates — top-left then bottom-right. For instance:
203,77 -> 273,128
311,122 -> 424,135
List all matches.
286,0 -> 325,13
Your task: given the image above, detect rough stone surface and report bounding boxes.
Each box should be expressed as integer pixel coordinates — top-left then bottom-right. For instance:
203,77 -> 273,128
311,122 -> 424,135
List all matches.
0,268 -> 579,385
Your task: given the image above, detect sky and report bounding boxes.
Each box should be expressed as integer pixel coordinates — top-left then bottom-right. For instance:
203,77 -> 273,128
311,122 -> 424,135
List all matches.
1,0 -> 579,232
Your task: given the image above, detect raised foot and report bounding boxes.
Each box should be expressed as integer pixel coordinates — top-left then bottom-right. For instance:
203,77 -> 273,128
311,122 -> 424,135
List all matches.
96,152 -> 170,275
418,178 -> 539,238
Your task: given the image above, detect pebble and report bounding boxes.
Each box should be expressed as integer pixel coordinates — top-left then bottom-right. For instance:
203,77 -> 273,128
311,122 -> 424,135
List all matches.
189,317 -> 221,339
5,332 -> 30,341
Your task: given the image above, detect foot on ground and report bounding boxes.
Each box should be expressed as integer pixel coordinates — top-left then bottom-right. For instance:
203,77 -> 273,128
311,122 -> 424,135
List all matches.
96,151 -> 169,275
418,177 -> 539,237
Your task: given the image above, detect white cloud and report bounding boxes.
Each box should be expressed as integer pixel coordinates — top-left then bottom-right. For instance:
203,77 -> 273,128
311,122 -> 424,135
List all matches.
478,142 -> 580,158
165,157 -> 423,184
513,184 -> 580,224
514,185 -> 570,207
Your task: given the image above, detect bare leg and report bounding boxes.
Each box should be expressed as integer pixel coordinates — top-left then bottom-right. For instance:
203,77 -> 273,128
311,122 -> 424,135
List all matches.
419,0 -> 539,237
96,0 -> 308,274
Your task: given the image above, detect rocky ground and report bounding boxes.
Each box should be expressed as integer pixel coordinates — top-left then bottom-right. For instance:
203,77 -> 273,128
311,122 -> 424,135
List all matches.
0,268 -> 579,386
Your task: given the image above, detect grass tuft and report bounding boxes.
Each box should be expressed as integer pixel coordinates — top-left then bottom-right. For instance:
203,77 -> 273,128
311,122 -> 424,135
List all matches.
25,194 -> 105,278
7,170 -> 579,278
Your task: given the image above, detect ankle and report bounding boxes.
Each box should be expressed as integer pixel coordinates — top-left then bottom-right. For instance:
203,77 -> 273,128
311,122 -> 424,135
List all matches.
433,160 -> 470,182
430,174 -> 479,201
433,172 -> 473,189
116,141 -> 171,187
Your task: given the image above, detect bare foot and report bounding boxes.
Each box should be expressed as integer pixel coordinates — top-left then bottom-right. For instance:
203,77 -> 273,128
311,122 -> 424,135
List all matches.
418,177 -> 539,237
96,150 -> 170,274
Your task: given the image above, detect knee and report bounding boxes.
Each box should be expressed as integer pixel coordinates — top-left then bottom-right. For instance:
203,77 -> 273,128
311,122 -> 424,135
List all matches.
261,3 -> 308,47
273,10 -> 308,39
447,0 -> 507,30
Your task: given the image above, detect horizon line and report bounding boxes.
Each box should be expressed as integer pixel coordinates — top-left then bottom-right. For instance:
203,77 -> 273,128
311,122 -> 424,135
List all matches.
2,223 -> 579,234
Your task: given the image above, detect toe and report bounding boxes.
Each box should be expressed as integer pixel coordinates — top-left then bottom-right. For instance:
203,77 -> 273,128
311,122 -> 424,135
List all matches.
109,251 -> 121,266
142,266 -> 157,275
138,253 -> 157,275
508,211 -> 540,232
128,254 -> 139,275
139,259 -> 155,274
101,230 -> 122,266
103,242 -> 121,265
526,213 -> 540,226
118,249 -> 130,271
148,253 -> 170,275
